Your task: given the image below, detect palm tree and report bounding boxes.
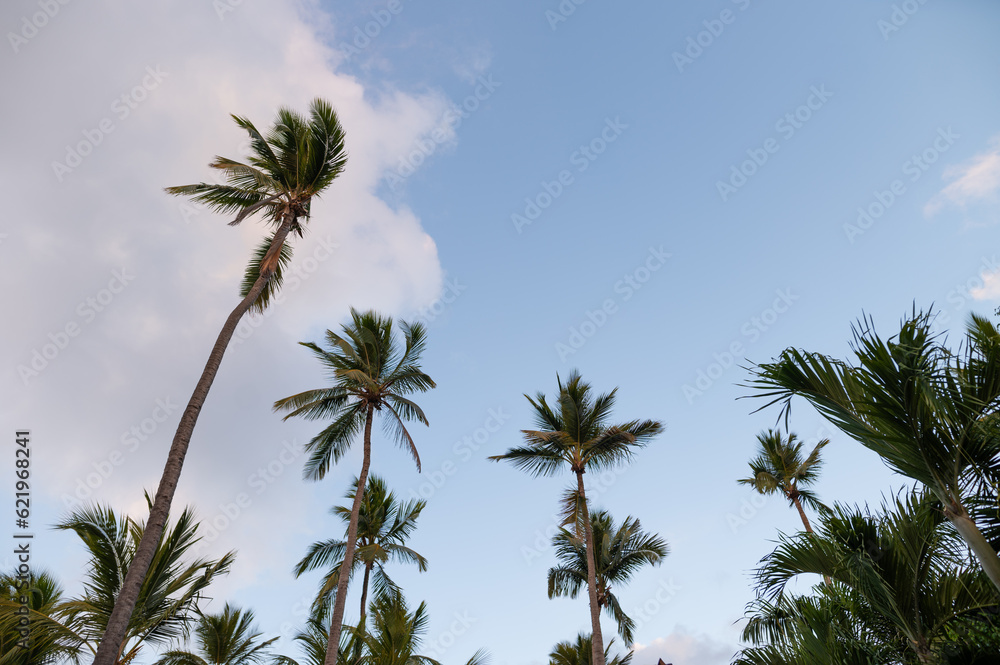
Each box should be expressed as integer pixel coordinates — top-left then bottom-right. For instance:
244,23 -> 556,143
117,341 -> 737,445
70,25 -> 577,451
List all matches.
96,99 -> 348,665
59,501 -> 235,664
548,633 -> 632,665
0,570 -> 83,664
747,310 -> 1000,591
154,604 -> 277,665
294,475 -> 428,637
274,309 -> 435,665
352,589 -> 488,665
548,509 -> 668,644
752,491 -> 1000,664
273,618 -> 359,665
490,371 -> 663,665
738,430 -> 828,534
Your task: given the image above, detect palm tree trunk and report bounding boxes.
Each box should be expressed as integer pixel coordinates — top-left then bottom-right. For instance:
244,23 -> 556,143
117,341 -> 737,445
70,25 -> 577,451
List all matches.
576,470 -> 606,665
93,214 -> 297,665
943,498 -> 1000,593
358,562 -> 372,625
790,494 -> 832,587
324,405 -> 374,665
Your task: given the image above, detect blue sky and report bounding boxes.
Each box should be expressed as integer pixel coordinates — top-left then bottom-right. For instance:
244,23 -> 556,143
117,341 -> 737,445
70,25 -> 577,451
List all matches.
4,1 -> 1000,663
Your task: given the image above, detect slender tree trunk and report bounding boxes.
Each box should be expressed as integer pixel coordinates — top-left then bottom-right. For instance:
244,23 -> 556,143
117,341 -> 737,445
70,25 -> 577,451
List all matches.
358,563 -> 372,624
324,405 -> 374,665
943,498 -> 1000,593
576,470 -> 606,665
790,495 -> 813,534
93,215 -> 296,665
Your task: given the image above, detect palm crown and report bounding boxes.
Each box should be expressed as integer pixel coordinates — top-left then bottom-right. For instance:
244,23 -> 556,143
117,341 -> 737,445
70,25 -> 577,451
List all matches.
154,604 -> 277,665
548,510 -> 668,644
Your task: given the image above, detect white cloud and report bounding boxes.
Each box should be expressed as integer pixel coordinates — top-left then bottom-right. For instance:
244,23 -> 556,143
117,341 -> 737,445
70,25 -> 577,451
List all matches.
631,627 -> 735,665
971,269 -> 1000,301
925,135 -> 1000,216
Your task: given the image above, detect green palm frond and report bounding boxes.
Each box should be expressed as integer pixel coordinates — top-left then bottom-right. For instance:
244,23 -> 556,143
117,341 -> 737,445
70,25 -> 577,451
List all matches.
239,233 -> 293,314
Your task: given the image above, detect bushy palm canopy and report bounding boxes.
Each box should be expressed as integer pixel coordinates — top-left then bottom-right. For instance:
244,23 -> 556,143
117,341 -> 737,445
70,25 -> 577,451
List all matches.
548,510 -> 668,644
490,370 -> 663,528
747,310 -> 1000,589
273,618 -> 358,665
274,308 -> 435,479
548,634 -> 632,665
154,604 -> 276,665
749,491 -> 1000,663
56,502 -> 234,664
294,475 -> 428,618
0,570 -> 83,665
738,430 -> 828,513
166,98 -> 348,313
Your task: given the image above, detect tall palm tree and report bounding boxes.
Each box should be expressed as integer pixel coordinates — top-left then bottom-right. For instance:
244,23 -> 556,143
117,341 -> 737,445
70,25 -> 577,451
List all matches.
59,501 -> 235,664
0,570 -> 83,664
490,371 -> 663,665
352,589 -> 488,665
96,99 -> 348,665
294,475 -> 428,635
548,633 -> 632,665
272,618 -> 359,665
747,310 -> 1000,591
752,491 -> 1000,664
738,430 -> 828,534
154,604 -> 277,665
274,309 -> 435,665
548,509 -> 668,644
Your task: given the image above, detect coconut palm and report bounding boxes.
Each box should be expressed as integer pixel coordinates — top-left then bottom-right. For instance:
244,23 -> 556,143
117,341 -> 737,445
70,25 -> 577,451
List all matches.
548,633 -> 632,665
738,430 -> 828,534
56,501 -> 234,665
490,371 -> 663,665
548,509 -> 668,644
352,588 -> 488,665
294,475 -> 428,638
752,491 -> 1000,664
0,570 -> 83,664
747,310 -> 1000,591
96,99 -> 348,665
274,309 -> 435,665
154,604 -> 276,665
272,618 -> 359,665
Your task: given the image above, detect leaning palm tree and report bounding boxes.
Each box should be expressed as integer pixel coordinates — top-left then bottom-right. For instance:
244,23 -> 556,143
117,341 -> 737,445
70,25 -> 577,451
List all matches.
274,309 -> 435,665
738,430 -> 828,534
294,474 -> 428,641
753,491 -> 1000,664
154,604 -> 277,665
490,371 -> 663,665
58,501 -> 235,664
747,310 -> 1000,592
96,99 -> 348,665
548,633 -> 632,665
0,570 -> 83,664
548,509 -> 668,644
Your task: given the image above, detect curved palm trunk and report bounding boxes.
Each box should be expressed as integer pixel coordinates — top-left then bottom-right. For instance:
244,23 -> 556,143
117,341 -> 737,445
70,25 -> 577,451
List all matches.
325,405 -> 374,665
358,562 -> 372,625
943,498 -> 1000,592
790,495 -> 813,534
93,215 -> 297,665
575,470 -> 606,665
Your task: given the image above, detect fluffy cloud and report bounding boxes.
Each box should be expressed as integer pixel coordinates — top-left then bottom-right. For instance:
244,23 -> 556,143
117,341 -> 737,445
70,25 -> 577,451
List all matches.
925,135 -> 1000,216
631,627 -> 736,665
